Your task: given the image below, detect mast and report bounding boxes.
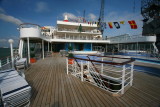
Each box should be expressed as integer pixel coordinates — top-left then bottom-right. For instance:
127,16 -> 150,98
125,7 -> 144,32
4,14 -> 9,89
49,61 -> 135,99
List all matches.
98,0 -> 105,36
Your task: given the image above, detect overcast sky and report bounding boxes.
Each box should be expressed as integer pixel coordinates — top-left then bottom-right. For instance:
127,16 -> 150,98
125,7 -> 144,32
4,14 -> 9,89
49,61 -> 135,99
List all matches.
0,0 -> 143,47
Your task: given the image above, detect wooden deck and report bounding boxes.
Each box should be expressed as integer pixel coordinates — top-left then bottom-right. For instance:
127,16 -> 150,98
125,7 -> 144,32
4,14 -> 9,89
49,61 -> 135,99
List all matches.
25,54 -> 160,107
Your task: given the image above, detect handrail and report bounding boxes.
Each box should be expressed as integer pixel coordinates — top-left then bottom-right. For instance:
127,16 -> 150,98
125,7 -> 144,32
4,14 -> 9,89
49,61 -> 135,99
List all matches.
74,58 -> 80,68
86,56 -> 100,73
67,55 -> 135,95
19,23 -> 41,28
88,55 -> 132,59
0,56 -> 11,60
68,57 -> 135,65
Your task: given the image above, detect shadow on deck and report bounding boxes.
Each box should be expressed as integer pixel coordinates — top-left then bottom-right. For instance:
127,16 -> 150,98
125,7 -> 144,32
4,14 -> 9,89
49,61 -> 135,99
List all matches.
25,54 -> 160,107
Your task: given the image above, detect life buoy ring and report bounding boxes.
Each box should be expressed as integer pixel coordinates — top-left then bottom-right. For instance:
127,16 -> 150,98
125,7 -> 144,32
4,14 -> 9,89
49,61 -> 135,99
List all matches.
68,59 -> 74,64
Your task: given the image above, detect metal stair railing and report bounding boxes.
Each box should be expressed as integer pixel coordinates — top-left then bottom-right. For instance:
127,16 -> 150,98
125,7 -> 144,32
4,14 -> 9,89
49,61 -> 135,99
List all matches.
66,55 -> 135,95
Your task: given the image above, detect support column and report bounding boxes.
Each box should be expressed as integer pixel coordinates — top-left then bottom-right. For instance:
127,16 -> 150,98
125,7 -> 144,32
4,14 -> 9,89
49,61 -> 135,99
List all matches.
118,43 -> 119,52
18,39 -> 22,58
27,37 -> 30,63
42,40 -> 44,59
48,41 -> 49,52
66,57 -> 68,74
18,39 -> 24,58
91,43 -> 93,51
51,42 -> 52,52
21,39 -> 24,58
105,44 -> 107,52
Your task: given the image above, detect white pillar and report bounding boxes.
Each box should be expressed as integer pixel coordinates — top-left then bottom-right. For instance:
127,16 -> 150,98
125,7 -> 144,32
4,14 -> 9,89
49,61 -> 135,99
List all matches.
42,40 -> 44,59
21,39 -> 24,58
48,41 -> 49,52
8,39 -> 14,68
27,37 -> 30,63
51,42 -> 52,52
18,39 -> 22,58
118,43 -> 119,52
0,60 -> 1,68
66,57 -> 68,74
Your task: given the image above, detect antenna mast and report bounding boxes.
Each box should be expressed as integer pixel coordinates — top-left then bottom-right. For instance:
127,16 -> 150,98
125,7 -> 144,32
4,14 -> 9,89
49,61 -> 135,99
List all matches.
98,0 -> 105,36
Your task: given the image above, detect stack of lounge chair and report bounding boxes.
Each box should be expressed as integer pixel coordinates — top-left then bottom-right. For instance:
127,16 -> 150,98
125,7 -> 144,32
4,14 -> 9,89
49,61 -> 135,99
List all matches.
0,69 -> 31,107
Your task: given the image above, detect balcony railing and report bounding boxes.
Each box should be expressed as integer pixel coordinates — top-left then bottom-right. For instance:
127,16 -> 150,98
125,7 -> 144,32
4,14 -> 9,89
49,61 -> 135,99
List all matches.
52,35 -> 104,41
57,28 -> 100,34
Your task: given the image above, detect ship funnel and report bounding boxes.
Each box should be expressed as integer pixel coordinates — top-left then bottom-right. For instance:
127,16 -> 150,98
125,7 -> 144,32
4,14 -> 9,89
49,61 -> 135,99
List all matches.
64,15 -> 68,22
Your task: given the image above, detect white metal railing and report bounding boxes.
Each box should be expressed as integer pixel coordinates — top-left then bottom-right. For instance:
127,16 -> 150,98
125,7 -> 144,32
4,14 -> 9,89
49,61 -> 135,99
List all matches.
57,28 -> 99,34
52,35 -> 103,40
66,55 -> 135,95
108,34 -> 156,44
0,56 -> 12,70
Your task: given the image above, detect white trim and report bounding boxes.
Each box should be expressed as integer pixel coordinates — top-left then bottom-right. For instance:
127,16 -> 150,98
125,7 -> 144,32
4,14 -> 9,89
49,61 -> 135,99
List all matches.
50,39 -> 110,43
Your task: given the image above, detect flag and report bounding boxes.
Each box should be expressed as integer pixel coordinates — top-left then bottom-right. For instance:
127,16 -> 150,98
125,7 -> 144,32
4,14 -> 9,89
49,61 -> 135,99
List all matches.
120,21 -> 125,24
128,20 -> 138,29
108,22 -> 113,28
41,27 -> 46,29
113,22 -> 120,29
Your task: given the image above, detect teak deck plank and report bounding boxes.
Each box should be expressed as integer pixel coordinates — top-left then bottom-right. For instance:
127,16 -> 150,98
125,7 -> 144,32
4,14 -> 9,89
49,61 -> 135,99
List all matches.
25,54 -> 160,107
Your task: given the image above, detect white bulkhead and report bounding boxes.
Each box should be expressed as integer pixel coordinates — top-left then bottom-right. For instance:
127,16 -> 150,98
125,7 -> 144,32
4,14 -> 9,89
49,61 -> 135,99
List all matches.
19,23 -> 42,38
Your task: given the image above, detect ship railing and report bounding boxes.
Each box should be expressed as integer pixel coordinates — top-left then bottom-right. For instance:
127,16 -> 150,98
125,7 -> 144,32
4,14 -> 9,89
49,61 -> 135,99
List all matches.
52,35 -> 103,40
66,55 -> 135,96
57,28 -> 99,34
108,34 -> 154,43
0,56 -> 12,70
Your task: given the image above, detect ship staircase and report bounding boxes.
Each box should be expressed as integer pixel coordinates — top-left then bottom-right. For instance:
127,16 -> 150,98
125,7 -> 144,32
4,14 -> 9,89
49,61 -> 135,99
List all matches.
67,55 -> 135,96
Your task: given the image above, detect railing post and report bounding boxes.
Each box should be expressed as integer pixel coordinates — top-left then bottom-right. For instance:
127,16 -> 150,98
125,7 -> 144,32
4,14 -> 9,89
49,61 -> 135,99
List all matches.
121,65 -> 125,94
88,61 -> 90,72
0,60 -> 2,68
130,62 -> 134,86
7,57 -> 9,64
81,61 -> 83,82
101,57 -> 103,74
73,60 -> 76,74
66,57 -> 68,74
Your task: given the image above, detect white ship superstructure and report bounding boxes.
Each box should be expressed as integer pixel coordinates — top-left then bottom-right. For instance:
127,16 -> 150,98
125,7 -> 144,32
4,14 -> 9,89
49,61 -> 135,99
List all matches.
18,15 -> 109,63
18,15 -> 159,63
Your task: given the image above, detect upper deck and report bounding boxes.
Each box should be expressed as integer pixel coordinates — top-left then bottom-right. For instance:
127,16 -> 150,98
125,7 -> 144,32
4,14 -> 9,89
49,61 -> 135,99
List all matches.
57,20 -> 98,28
